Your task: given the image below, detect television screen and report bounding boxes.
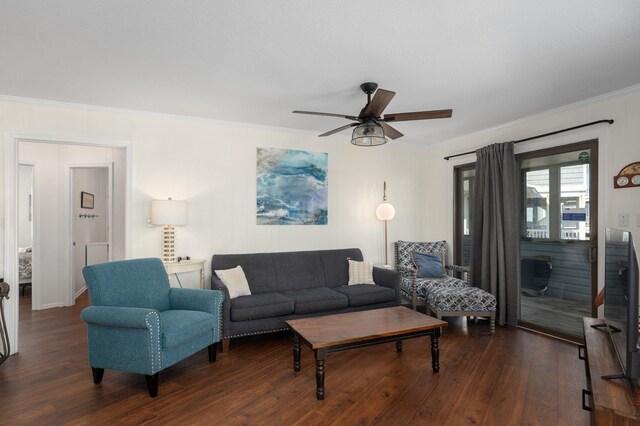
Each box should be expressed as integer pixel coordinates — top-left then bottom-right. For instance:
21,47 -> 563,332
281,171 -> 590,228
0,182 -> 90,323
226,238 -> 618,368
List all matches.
603,228 -> 640,378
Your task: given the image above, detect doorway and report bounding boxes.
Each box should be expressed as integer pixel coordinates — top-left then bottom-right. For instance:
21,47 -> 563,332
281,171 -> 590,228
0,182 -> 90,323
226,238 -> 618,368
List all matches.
17,164 -> 34,305
517,140 -> 598,340
71,166 -> 112,299
4,132 -> 131,355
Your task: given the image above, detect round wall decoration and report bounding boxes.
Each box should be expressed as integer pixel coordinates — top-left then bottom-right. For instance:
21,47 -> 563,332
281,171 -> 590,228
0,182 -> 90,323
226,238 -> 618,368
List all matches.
613,161 -> 640,188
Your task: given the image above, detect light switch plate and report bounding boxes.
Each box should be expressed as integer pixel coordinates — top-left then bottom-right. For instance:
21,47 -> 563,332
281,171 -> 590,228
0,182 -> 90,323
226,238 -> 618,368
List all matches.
618,213 -> 630,227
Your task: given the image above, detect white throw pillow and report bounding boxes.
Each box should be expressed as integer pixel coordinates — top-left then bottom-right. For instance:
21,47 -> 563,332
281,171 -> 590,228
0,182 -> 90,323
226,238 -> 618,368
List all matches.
348,260 -> 375,285
215,265 -> 252,299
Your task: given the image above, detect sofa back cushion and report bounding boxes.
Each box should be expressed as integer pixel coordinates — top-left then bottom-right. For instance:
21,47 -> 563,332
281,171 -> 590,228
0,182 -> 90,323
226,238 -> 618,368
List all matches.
211,253 -> 277,294
211,248 -> 364,293
272,251 -> 325,291
319,248 -> 363,287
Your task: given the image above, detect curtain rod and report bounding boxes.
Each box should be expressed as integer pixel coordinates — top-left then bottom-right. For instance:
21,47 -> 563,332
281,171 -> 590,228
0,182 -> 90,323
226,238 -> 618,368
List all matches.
443,119 -> 614,160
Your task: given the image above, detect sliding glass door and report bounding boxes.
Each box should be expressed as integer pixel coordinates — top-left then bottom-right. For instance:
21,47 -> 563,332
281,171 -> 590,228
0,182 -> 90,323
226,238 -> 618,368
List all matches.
454,140 -> 597,341
518,141 -> 598,340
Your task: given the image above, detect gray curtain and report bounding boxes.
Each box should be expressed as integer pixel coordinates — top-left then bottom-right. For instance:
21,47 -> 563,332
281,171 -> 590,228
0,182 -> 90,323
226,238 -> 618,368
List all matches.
471,142 -> 519,326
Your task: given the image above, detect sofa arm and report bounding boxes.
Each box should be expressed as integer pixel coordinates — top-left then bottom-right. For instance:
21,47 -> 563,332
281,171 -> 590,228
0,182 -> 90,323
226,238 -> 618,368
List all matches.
373,267 -> 401,306
81,306 -> 159,330
211,276 -> 232,338
169,288 -> 225,315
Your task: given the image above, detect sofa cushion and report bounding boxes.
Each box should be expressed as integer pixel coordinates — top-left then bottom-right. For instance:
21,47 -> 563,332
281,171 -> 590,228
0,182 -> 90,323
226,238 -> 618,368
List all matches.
230,292 -> 294,322
319,248 -> 363,287
333,285 -> 396,307
215,265 -> 251,299
348,259 -> 375,285
272,251 -> 326,290
160,310 -> 216,349
212,253 -> 278,294
281,288 -> 348,314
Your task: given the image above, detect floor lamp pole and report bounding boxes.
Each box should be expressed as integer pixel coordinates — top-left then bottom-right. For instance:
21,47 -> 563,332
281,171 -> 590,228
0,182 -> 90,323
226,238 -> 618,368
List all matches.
383,220 -> 389,265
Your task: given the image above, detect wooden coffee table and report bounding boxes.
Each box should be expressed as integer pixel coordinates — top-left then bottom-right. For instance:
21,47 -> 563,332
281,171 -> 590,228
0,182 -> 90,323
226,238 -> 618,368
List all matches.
286,306 -> 448,400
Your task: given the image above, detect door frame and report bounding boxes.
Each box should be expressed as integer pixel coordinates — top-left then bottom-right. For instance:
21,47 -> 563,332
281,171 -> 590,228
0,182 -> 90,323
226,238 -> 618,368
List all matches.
516,139 -> 599,329
17,162 -> 39,311
70,164 -> 114,303
4,131 -> 132,354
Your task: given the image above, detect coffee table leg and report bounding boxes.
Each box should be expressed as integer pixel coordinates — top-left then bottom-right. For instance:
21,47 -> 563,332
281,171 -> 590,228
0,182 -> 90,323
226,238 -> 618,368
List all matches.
315,349 -> 326,400
293,333 -> 301,372
430,328 -> 441,373
396,340 -> 403,352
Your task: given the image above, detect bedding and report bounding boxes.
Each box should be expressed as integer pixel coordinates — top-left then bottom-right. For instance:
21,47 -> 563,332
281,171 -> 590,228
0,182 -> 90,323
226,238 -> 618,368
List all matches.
19,247 -> 32,281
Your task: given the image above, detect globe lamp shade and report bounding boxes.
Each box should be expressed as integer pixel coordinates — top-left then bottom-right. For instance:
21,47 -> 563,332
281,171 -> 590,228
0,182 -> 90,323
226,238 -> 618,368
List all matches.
376,202 -> 396,221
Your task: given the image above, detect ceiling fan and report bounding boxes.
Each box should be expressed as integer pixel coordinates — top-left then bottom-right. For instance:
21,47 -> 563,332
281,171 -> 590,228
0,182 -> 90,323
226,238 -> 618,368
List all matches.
293,82 -> 452,146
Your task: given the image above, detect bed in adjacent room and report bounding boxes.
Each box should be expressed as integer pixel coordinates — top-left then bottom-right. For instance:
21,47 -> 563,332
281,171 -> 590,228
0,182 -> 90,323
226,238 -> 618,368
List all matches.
19,247 -> 32,295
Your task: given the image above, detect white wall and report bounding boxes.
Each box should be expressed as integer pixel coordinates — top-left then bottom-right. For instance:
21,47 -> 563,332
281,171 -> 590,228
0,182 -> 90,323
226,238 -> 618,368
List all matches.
17,164 -> 33,248
18,142 -> 125,309
0,98 -> 429,292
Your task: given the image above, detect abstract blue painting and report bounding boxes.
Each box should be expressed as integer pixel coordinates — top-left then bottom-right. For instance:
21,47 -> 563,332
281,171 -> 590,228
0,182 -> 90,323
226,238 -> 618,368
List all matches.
257,147 -> 328,225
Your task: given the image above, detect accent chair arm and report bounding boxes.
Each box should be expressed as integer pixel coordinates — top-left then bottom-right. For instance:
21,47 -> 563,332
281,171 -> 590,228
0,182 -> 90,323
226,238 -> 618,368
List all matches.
446,264 -> 469,274
445,264 -> 471,284
80,306 -> 159,330
169,288 -> 225,315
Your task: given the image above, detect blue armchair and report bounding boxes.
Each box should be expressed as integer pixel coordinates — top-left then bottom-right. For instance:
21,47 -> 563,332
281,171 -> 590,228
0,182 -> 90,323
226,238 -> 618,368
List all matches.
80,258 -> 224,397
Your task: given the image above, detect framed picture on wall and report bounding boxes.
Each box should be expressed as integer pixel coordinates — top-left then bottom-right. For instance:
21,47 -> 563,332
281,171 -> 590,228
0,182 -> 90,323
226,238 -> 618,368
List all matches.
81,191 -> 94,209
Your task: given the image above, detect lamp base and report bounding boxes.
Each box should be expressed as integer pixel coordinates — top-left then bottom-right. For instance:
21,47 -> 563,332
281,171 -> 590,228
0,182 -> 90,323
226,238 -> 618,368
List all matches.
162,225 -> 176,263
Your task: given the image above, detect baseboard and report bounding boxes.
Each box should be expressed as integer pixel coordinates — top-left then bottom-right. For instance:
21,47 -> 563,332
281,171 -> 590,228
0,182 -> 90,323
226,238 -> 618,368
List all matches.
75,286 -> 87,299
39,302 -> 65,310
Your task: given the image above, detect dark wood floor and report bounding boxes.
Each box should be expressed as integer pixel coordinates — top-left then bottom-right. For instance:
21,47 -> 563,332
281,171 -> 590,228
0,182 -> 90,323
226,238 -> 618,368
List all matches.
0,291 -> 590,425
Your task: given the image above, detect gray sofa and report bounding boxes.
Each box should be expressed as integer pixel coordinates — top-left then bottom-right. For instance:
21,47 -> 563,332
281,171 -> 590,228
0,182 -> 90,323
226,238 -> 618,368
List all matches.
211,248 -> 400,346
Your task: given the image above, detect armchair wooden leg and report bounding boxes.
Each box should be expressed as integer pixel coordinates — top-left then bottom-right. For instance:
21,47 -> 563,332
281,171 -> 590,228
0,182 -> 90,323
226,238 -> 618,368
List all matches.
145,373 -> 159,398
490,313 -> 496,335
91,367 -> 104,384
208,342 -> 218,363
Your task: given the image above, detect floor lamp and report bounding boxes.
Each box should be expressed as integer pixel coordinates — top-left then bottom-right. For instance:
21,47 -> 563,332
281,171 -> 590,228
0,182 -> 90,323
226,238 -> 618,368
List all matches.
376,181 -> 396,266
151,198 -> 188,263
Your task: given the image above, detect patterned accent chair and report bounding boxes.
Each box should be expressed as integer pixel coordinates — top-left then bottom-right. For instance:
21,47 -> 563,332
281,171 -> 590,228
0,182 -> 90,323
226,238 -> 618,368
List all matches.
394,240 -> 496,334
80,258 -> 224,397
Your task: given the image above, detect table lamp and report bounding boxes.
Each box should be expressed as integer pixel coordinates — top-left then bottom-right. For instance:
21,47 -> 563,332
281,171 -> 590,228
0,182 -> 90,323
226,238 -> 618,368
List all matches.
150,198 -> 188,263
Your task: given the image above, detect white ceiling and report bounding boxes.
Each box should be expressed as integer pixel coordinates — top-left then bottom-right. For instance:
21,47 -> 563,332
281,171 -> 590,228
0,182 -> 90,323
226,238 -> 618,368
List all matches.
1,1 -> 640,147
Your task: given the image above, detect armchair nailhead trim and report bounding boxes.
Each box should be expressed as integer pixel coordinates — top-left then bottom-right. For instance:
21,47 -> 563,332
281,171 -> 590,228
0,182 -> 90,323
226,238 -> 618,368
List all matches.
145,311 -> 161,373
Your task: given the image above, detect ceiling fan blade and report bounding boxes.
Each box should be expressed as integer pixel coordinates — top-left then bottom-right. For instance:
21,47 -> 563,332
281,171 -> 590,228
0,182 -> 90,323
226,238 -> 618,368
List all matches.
319,123 -> 357,137
361,89 -> 396,118
379,122 -> 404,140
293,110 -> 359,121
383,109 -> 453,122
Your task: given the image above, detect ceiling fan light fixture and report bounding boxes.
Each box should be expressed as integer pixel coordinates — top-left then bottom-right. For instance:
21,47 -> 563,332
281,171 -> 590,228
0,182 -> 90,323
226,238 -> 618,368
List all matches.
350,122 -> 387,147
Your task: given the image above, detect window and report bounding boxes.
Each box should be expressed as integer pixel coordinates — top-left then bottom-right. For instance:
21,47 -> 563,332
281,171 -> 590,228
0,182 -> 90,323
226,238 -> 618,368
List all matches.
521,158 -> 590,242
454,165 -> 475,267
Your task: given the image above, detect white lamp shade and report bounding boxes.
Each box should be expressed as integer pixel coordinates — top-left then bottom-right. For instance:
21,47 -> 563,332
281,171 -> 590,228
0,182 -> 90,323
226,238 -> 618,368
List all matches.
376,202 -> 396,221
150,199 -> 188,226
